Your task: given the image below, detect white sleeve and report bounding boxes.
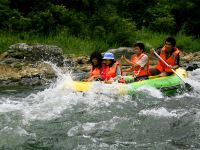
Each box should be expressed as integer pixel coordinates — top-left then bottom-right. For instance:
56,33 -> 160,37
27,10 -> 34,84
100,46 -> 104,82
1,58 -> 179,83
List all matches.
136,54 -> 148,68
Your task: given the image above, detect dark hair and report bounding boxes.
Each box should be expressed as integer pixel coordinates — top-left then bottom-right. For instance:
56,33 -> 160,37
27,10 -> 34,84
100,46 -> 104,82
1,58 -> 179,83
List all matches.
109,60 -> 116,67
90,51 -> 102,69
165,36 -> 176,47
133,43 -> 145,52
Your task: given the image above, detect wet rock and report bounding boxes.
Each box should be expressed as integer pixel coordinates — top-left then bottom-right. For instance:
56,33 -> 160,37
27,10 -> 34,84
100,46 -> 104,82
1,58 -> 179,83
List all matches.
64,54 -> 78,67
0,79 -> 20,86
0,62 -> 56,86
181,51 -> 200,62
7,43 -> 64,66
181,53 -> 194,61
20,77 -> 43,86
185,62 -> 200,71
0,52 -> 8,60
0,43 -> 65,85
0,57 -> 18,64
77,56 -> 89,64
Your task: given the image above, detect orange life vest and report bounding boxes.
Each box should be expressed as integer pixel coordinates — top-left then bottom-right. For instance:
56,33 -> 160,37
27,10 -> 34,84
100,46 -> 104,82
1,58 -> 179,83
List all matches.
89,65 -> 101,79
131,53 -> 149,77
100,61 -> 120,80
156,47 -> 180,73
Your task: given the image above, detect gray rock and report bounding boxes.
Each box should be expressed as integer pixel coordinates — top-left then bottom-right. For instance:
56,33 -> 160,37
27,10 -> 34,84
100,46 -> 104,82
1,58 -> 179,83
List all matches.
107,47 -> 134,60
7,43 -> 64,66
0,58 -> 18,64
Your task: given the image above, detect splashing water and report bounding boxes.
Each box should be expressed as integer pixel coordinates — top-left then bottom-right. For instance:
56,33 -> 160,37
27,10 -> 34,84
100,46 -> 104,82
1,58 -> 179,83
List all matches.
0,63 -> 200,149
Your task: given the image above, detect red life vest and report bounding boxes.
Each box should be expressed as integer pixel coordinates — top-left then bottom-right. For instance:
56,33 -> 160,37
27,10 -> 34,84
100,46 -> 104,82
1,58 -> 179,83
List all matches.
100,61 -> 120,80
89,65 -> 101,79
156,47 -> 180,73
131,53 -> 149,77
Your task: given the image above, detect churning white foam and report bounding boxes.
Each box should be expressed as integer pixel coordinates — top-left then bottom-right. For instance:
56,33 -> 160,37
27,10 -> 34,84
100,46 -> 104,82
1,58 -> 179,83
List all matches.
1,62 -> 199,123
0,98 -> 24,113
139,107 -> 187,118
67,116 -> 128,137
136,86 -> 163,98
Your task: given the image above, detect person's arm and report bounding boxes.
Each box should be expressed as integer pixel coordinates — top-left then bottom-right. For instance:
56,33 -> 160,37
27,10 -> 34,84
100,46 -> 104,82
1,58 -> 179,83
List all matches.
82,65 -> 93,81
122,55 -> 148,76
169,54 -> 180,69
122,67 -> 133,73
149,47 -> 162,65
81,73 -> 91,81
105,65 -> 122,83
121,55 -> 139,67
149,47 -> 161,58
116,65 -> 121,76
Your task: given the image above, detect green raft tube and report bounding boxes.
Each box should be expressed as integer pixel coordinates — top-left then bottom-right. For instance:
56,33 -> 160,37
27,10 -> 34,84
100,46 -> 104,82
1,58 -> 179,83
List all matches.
66,68 -> 188,96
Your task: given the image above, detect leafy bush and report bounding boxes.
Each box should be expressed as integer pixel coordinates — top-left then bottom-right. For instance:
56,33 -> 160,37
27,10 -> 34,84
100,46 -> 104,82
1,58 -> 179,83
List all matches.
89,7 -> 137,46
93,26 -> 106,39
149,16 -> 175,33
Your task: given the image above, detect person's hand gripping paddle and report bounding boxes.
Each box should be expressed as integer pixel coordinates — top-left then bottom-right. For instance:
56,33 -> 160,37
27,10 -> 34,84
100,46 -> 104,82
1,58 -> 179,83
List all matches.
153,50 -> 193,91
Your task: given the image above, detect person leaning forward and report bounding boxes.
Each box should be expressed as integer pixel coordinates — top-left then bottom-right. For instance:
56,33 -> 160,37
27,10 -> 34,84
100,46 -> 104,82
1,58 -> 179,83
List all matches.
121,42 -> 149,82
149,37 -> 180,77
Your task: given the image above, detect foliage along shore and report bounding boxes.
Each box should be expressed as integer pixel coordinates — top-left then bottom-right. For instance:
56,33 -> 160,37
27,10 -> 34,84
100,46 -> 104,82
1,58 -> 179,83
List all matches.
1,29 -> 200,56
1,0 -> 200,54
1,0 -> 200,38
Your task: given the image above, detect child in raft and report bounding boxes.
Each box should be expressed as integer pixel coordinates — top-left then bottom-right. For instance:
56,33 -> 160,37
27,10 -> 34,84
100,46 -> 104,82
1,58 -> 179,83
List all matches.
100,52 -> 122,84
120,42 -> 149,83
82,51 -> 102,82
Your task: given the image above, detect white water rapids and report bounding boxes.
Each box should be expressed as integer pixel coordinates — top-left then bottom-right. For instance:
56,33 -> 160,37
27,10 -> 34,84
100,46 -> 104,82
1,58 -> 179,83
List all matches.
0,63 -> 200,149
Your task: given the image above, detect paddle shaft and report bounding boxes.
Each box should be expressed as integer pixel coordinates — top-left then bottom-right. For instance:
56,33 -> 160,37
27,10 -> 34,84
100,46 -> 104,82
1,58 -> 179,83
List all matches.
153,50 -> 187,84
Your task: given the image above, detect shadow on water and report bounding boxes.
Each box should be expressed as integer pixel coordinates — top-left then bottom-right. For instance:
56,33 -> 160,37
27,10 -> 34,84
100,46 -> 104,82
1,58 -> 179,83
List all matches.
0,85 -> 48,98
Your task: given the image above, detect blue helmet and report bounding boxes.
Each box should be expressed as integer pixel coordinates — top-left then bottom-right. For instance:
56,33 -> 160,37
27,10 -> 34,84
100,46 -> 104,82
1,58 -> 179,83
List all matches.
103,52 -> 115,60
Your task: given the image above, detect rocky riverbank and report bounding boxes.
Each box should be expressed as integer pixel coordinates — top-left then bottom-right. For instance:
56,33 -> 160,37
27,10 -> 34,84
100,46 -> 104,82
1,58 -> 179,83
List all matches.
0,43 -> 200,86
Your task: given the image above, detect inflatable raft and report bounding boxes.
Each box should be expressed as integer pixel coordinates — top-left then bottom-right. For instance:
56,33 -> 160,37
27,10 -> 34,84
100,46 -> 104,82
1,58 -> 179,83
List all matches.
65,68 -> 188,96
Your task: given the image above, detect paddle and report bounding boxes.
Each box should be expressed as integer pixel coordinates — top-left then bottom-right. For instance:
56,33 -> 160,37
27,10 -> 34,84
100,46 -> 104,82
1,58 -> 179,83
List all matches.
153,50 -> 193,91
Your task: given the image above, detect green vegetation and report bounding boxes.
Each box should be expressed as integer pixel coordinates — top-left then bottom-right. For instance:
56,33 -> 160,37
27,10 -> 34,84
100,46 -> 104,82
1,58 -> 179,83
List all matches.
0,31 -> 112,55
0,0 -> 200,54
1,29 -> 200,55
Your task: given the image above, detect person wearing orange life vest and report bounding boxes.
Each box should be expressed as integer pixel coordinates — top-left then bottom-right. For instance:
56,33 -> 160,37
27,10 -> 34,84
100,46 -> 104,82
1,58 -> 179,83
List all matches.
82,51 -> 102,82
121,43 -> 149,82
149,37 -> 180,77
100,52 -> 122,84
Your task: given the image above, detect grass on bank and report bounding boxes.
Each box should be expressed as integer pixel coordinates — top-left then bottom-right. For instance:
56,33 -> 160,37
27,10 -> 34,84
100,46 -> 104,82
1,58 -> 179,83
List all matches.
0,29 -> 200,55
0,31 -> 112,55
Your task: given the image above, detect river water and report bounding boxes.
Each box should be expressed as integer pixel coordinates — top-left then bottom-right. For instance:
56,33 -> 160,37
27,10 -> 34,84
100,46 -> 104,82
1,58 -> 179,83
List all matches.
0,65 -> 200,150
